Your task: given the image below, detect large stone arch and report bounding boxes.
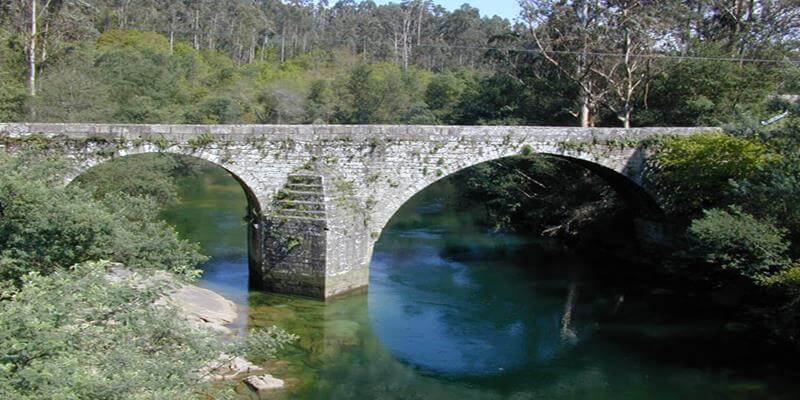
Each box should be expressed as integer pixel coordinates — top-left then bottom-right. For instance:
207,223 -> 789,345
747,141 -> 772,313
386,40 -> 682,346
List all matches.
369,144 -> 660,240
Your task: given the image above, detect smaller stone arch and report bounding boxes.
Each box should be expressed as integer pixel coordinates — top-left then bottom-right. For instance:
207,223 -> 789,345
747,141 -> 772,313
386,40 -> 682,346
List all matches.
68,151 -> 266,284
67,149 -> 263,215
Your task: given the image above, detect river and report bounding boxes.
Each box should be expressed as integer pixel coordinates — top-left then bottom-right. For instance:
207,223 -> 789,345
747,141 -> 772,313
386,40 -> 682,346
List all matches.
162,162 -> 800,400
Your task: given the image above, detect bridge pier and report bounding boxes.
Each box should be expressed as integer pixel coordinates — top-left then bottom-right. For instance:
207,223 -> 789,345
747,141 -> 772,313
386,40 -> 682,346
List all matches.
250,170 -> 373,299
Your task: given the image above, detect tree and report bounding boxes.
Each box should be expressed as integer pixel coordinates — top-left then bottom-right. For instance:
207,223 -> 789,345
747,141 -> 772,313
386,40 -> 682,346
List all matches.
645,132 -> 774,216
520,0 -> 684,127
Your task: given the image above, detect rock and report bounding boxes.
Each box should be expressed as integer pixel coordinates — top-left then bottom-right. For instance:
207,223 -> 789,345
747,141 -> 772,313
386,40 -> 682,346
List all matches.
199,353 -> 265,382
244,374 -> 285,392
105,265 -> 238,334
169,285 -> 238,327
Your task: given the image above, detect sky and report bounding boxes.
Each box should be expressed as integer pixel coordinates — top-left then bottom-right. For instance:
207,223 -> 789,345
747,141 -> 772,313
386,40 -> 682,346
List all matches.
375,1 -> 522,21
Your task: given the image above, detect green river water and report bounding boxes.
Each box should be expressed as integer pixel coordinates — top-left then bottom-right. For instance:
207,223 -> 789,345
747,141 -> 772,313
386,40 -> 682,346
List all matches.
161,163 -> 800,400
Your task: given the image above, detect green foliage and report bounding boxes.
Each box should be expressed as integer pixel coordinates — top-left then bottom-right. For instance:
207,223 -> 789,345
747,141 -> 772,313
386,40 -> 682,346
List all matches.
0,78 -> 26,122
646,133 -> 774,216
0,152 -> 207,285
243,326 -> 299,363
97,29 -> 171,54
689,207 -> 791,280
305,79 -> 332,123
0,261 -> 223,399
186,96 -> 243,124
187,133 -> 216,150
73,153 -> 187,205
639,50 -> 779,126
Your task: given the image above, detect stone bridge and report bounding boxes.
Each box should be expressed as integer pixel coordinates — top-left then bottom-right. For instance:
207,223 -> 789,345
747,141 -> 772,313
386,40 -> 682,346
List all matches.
0,123 -> 715,299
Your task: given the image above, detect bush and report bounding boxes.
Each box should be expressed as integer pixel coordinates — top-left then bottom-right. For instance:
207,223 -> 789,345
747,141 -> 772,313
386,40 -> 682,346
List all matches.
646,132 -> 775,216
0,262 -> 220,399
689,207 -> 791,280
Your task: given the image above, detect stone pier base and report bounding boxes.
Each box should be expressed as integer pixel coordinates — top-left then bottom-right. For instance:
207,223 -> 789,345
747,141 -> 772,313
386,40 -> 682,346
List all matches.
252,170 -> 372,299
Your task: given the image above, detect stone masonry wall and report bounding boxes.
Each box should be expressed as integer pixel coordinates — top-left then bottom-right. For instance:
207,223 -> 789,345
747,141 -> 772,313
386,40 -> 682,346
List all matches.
0,123 -> 718,299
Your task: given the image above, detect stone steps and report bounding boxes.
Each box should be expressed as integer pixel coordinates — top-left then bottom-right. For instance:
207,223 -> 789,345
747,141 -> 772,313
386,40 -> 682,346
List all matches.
274,209 -> 327,219
287,174 -> 322,186
280,190 -> 324,202
286,183 -> 323,191
272,172 -> 327,220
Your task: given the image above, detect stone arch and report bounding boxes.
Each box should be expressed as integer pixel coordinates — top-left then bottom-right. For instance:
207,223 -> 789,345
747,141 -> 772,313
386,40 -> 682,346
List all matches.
66,147 -> 262,215
372,149 -> 663,247
68,151 -> 266,279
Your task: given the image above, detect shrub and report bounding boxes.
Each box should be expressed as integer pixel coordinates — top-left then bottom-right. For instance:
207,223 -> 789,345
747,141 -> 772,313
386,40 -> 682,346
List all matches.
646,133 -> 775,216
0,152 -> 206,285
689,207 -> 791,280
0,262 -> 220,399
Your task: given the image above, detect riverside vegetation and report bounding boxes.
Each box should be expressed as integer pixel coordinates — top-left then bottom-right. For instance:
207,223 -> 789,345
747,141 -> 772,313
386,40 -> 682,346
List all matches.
0,151 -> 297,399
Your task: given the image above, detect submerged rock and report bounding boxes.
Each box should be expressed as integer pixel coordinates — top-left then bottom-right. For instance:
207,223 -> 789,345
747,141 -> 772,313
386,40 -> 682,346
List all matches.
243,374 -> 285,392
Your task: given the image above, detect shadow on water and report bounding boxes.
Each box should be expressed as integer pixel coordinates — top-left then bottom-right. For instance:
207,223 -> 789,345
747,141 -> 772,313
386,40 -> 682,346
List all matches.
162,163 -> 800,400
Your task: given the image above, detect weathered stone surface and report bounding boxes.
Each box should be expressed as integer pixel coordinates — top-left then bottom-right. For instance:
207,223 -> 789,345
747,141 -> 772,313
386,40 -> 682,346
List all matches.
105,265 -> 238,333
2,123 -> 718,299
243,374 -> 285,392
199,353 -> 265,382
170,285 -> 238,326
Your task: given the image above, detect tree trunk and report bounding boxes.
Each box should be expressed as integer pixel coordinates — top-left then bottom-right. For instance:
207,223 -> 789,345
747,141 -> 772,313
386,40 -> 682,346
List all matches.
193,10 -> 199,50
280,27 -> 286,63
579,94 -> 590,128
28,0 -> 37,98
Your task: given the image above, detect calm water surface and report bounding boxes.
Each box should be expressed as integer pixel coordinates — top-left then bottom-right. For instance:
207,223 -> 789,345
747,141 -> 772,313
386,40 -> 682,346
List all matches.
162,165 -> 800,399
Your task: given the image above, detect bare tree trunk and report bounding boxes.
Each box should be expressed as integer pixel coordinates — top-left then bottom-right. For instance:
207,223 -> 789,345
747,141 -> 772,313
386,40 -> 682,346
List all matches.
28,0 -> 37,98
193,9 -> 199,50
249,31 -> 256,63
280,26 -> 286,63
416,0 -> 424,45
580,96 -> 590,128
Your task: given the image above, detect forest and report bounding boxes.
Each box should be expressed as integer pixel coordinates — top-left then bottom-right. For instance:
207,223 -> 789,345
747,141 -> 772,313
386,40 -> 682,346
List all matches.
0,0 -> 797,127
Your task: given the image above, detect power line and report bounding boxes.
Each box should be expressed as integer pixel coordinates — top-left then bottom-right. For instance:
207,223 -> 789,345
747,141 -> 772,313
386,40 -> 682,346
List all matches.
120,26 -> 800,66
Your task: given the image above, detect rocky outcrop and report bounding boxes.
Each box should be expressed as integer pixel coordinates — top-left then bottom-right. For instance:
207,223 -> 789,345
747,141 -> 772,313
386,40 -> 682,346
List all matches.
167,285 -> 238,334
199,353 -> 266,382
244,374 -> 285,392
106,264 -> 237,334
